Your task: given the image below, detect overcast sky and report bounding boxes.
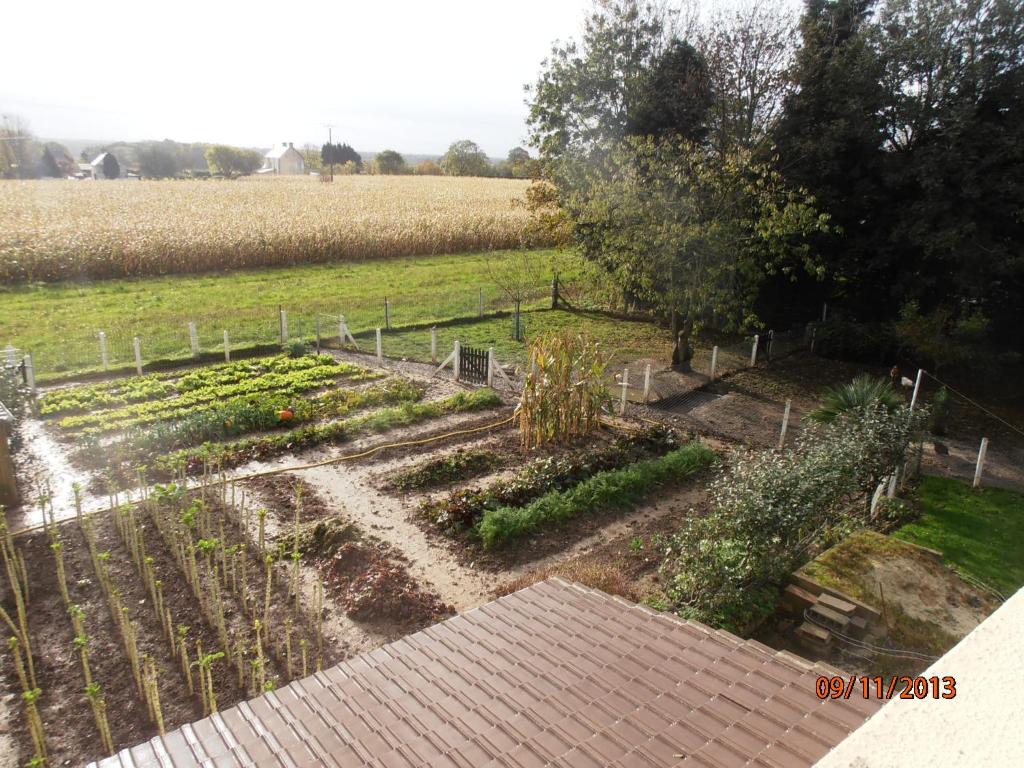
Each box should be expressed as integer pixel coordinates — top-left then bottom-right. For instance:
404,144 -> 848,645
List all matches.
1,0 -> 766,156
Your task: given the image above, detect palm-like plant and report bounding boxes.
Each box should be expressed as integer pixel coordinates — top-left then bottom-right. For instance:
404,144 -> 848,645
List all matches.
810,374 -> 904,423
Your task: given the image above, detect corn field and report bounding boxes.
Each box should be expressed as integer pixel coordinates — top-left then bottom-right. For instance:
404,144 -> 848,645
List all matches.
0,176 -> 555,283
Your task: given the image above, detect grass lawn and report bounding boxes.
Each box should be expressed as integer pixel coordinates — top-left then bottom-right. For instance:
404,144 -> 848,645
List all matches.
0,248 -> 577,377
895,476 -> 1024,596
374,309 -> 674,368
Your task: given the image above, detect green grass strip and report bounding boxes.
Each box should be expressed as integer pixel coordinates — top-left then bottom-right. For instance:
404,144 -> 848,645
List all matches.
894,476 -> 1024,595
476,441 -> 714,548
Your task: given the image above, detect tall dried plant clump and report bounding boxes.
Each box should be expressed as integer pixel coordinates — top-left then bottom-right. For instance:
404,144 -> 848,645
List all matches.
519,332 -> 610,450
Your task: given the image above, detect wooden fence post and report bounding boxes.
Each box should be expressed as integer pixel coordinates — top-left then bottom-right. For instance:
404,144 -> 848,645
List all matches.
23,355 -> 35,396
750,335 -> 759,367
0,404 -> 19,509
710,346 -> 718,381
188,322 -> 199,359
375,328 -> 383,365
619,368 -> 629,415
223,331 -> 231,362
778,399 -> 792,450
453,341 -> 461,382
642,364 -> 652,404
431,327 -> 438,364
133,337 -> 143,376
99,331 -> 109,370
973,438 -> 989,488
487,347 -> 495,387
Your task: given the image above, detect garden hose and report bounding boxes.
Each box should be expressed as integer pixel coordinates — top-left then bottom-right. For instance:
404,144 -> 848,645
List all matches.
10,412 -> 517,538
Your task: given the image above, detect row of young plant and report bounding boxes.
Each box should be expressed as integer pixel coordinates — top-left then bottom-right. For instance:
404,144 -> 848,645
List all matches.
387,449 -> 503,492
150,389 -> 504,480
418,426 -> 687,535
659,402 -> 925,632
39,354 -> 359,416
477,442 -> 715,547
52,361 -> 380,434
0,514 -> 47,766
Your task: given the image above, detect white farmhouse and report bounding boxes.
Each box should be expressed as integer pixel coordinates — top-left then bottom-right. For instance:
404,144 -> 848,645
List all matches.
261,142 -> 306,175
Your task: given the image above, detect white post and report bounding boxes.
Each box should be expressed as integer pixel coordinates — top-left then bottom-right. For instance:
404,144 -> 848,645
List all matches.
870,481 -> 886,518
478,288 -> 484,317
4,346 -> 15,366
642,364 -> 652,404
487,347 -> 495,387
375,328 -> 383,364
619,368 -> 629,415
431,327 -> 438,364
750,334 -> 759,367
778,399 -> 792,450
188,322 -> 199,358
279,310 -> 288,343
23,355 -> 35,396
887,470 -> 899,498
909,368 -> 924,411
453,341 -> 461,382
223,330 -> 231,362
133,336 -> 143,376
99,331 -> 109,371
973,438 -> 989,488
710,346 -> 719,381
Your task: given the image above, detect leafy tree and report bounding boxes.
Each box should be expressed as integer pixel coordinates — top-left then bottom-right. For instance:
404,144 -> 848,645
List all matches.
101,153 -> 120,179
697,2 -> 797,155
439,140 -> 491,177
496,147 -> 537,178
300,144 -> 322,172
415,159 -> 442,175
204,145 -> 261,178
39,147 -> 61,178
321,142 -> 361,170
0,114 -> 38,179
373,149 -> 407,175
566,137 -> 829,366
627,38 -> 714,141
137,142 -> 181,178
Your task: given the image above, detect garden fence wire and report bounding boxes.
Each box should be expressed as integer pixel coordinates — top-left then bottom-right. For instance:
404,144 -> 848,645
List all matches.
17,282 -> 554,381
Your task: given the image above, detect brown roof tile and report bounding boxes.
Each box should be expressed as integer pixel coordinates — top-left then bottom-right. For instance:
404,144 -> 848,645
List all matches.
90,578 -> 879,768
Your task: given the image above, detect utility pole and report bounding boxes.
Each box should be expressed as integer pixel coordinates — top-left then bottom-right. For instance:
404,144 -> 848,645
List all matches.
324,124 -> 337,182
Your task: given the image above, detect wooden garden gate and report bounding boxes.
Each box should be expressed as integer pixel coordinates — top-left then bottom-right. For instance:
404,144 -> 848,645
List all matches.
459,345 -> 489,384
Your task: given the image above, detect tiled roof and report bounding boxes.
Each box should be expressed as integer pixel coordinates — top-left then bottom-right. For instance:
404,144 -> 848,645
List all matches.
91,578 -> 880,767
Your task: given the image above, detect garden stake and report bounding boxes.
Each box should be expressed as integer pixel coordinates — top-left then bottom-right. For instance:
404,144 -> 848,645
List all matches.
85,682 -> 115,755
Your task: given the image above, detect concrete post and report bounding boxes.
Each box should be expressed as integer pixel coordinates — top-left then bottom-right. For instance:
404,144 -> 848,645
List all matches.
5,346 -> 16,366
133,336 -> 143,376
973,438 -> 989,488
431,327 -> 438,364
619,368 -> 629,416
279,310 -> 288,344
99,331 -> 109,371
188,322 -> 199,358
487,347 -> 495,387
909,368 -> 924,412
750,335 -> 759,367
778,399 -> 792,450
375,328 -> 383,364
223,330 -> 231,362
0,404 -> 18,509
710,346 -> 719,381
23,355 -> 35,396
642,364 -> 652,404
453,341 -> 461,382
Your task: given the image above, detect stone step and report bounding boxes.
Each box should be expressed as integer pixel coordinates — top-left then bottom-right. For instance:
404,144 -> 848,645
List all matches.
808,603 -> 851,631
817,592 -> 857,616
796,621 -> 832,646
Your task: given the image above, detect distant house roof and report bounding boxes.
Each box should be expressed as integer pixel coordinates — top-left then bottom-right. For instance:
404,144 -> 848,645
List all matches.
264,142 -> 299,159
90,152 -> 109,167
89,578 -> 880,767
